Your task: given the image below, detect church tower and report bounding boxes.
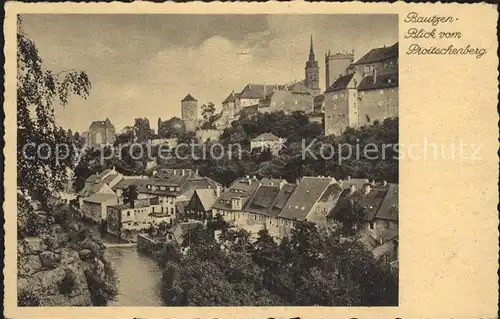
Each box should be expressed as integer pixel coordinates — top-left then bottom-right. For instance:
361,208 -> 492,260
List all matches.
304,36 -> 320,97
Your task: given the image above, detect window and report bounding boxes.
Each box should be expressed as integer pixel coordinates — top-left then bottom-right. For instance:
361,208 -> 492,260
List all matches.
369,222 -> 374,230
127,212 -> 131,217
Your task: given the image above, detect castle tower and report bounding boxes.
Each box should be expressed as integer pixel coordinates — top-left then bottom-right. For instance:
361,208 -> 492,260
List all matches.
325,49 -> 355,89
304,36 -> 320,97
181,94 -> 198,132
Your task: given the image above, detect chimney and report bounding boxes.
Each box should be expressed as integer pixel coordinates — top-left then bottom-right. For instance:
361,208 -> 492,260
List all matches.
253,175 -> 257,180
173,169 -> 177,175
371,180 -> 376,186
181,169 -> 185,176
382,180 -> 387,186
195,169 -> 199,176
347,176 -> 351,180
248,84 -> 252,89
215,185 -> 221,197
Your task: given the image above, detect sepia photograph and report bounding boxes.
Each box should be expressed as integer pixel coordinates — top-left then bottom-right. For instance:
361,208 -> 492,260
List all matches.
16,13 -> 400,307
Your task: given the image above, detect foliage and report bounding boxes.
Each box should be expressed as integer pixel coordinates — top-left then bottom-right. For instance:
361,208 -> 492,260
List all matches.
201,102 -> 216,129
134,117 -> 155,142
17,17 -> 91,205
159,221 -> 397,306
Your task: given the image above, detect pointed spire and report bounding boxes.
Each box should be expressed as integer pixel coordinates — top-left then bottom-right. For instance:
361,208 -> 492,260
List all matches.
309,35 -> 315,60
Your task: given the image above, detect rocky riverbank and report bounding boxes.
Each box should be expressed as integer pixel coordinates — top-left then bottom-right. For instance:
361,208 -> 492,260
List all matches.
17,197 -> 118,306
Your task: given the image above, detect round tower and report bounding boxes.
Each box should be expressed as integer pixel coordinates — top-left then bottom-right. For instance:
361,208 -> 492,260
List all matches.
181,94 -> 198,132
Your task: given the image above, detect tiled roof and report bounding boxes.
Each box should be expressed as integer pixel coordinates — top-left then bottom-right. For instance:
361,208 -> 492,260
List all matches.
357,73 -> 398,91
324,73 -> 355,93
239,84 -> 286,100
329,181 -> 397,222
112,178 -> 148,190
277,177 -> 335,220
181,94 -> 197,102
83,193 -> 118,204
251,132 -> 280,142
269,184 -> 296,216
181,177 -> 220,200
354,42 -> 398,65
101,173 -> 119,185
288,82 -> 311,95
211,177 -> 260,211
222,91 -> 239,103
138,169 -> 200,196
376,183 -> 398,221
244,186 -> 281,214
194,189 -> 219,212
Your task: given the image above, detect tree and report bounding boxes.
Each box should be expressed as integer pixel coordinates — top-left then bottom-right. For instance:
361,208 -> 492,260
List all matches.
17,17 -> 91,205
122,185 -> 139,205
133,118 -> 154,142
115,126 -> 134,145
201,102 -> 216,123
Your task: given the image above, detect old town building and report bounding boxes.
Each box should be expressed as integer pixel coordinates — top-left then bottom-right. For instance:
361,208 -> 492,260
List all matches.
324,42 -> 399,135
86,118 -> 116,149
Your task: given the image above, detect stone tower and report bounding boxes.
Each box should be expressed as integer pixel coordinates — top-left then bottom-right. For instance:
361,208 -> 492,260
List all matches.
181,94 -> 198,132
325,49 -> 354,90
304,36 -> 320,97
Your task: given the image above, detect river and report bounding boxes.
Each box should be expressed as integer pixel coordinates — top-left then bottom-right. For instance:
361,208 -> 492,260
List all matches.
105,246 -> 164,306
83,223 -> 164,306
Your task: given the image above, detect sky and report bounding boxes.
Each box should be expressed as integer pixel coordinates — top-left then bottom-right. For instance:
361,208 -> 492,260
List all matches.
20,14 -> 398,133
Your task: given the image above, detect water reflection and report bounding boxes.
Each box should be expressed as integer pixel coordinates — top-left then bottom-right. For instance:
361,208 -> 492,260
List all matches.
105,247 -> 163,306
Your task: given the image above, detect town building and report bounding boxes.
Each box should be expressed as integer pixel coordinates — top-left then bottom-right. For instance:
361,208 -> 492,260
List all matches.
80,167 -> 123,195
212,176 -> 343,241
328,178 -> 398,261
325,50 -> 355,90
324,72 -> 359,135
81,193 -> 121,223
106,196 -> 168,241
237,83 -> 286,108
181,94 -> 199,132
211,176 -> 262,227
137,169 -> 220,219
258,82 -> 314,114
324,42 -> 399,135
86,118 -> 116,149
250,132 -> 286,155
183,188 -> 220,221
304,36 -> 321,97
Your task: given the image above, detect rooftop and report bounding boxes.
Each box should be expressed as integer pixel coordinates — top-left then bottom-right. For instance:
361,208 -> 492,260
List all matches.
357,73 -> 398,91
277,176 -> 337,221
324,73 -> 355,93
251,132 -> 281,142
181,94 -> 198,102
354,42 -> 399,65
